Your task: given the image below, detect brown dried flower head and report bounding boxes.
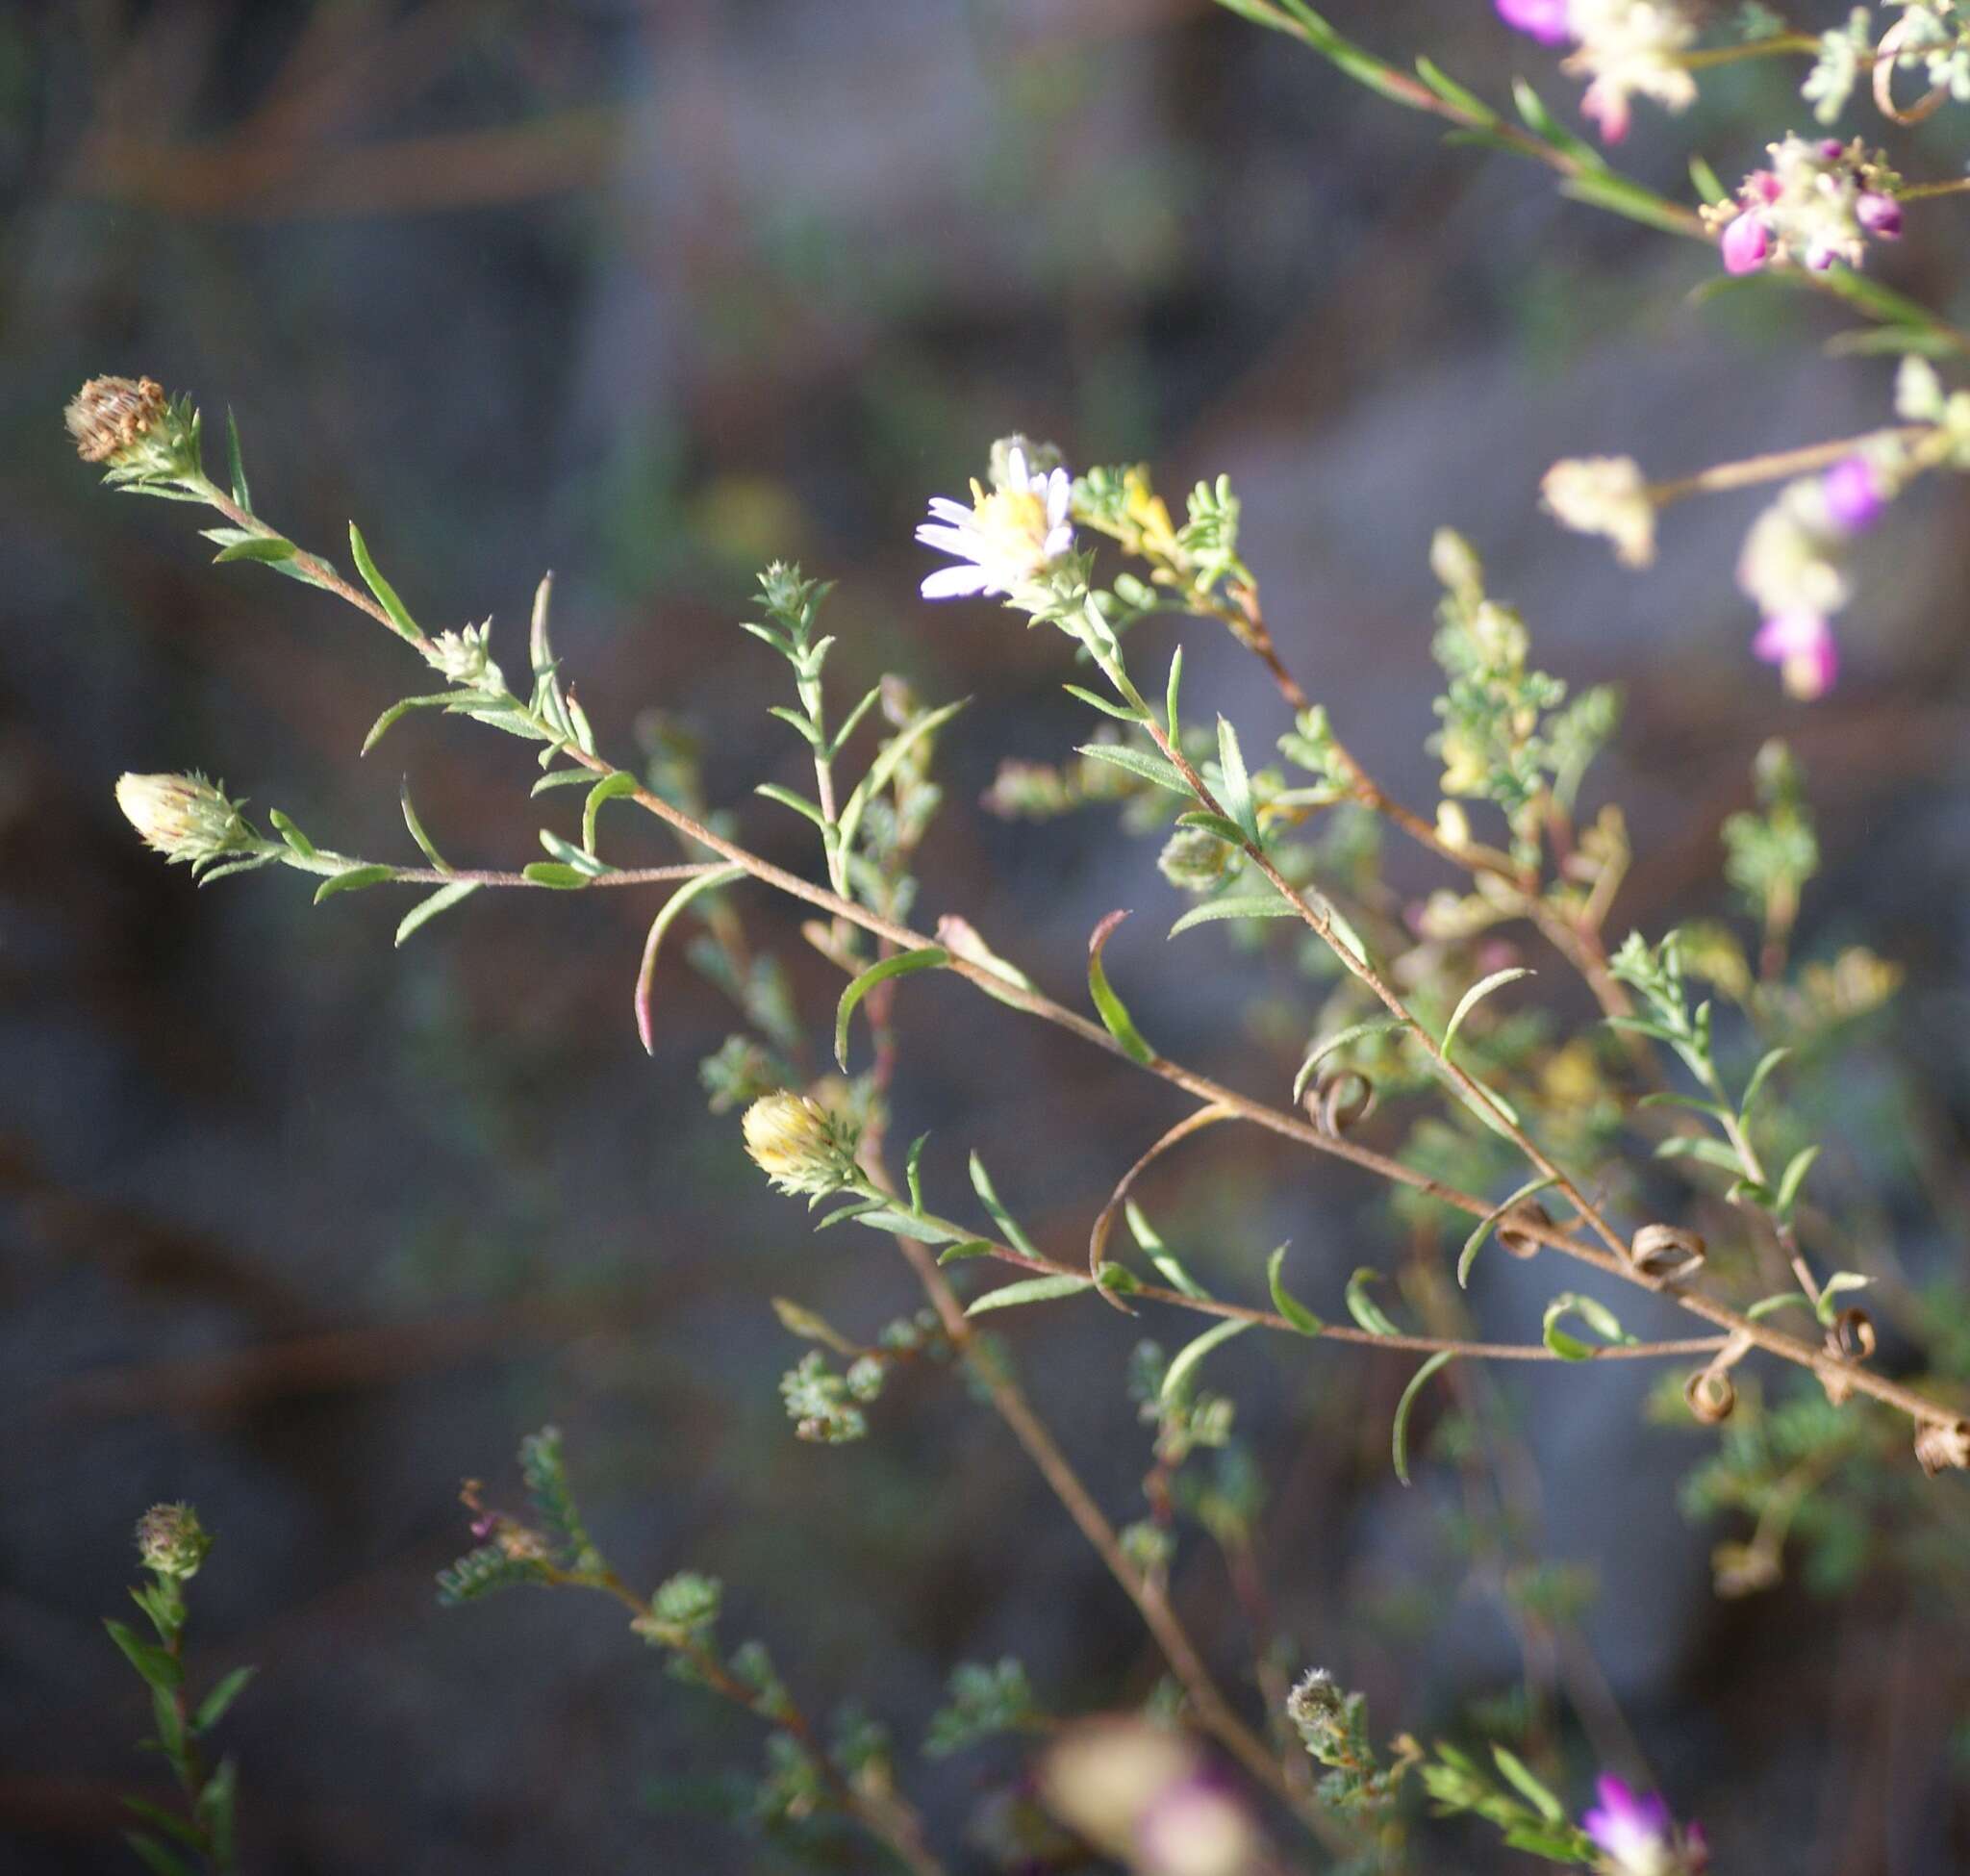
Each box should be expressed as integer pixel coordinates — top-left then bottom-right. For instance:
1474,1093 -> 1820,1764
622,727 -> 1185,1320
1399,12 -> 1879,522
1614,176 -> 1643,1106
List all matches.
1914,1419 -> 1970,1477
66,375 -> 169,465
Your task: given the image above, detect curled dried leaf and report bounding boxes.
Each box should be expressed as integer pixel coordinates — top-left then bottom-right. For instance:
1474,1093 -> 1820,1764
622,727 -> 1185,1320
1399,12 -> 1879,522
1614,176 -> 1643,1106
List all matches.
1684,1365 -> 1736,1425
1307,1068 -> 1376,1137
1628,1223 -> 1705,1285
1913,1419 -> 1970,1477
1495,1199 -> 1551,1261
1825,1306 -> 1877,1364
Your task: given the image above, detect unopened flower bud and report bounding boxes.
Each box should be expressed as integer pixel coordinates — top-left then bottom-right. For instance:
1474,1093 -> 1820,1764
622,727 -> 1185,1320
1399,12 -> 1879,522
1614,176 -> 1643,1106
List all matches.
742,1091 -> 860,1197
66,376 -> 196,477
115,773 -> 255,869
1856,191 -> 1902,238
1157,828 -> 1232,894
1719,212 -> 1771,275
1821,457 -> 1886,534
136,1503 -> 212,1579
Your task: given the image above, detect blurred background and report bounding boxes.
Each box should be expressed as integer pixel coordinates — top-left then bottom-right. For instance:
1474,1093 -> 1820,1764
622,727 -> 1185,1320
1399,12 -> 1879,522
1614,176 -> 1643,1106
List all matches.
6,1 -> 1970,1870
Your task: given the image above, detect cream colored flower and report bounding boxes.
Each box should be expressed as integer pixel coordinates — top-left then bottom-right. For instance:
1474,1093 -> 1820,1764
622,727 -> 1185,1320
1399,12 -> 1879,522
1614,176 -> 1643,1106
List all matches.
1542,456 -> 1656,568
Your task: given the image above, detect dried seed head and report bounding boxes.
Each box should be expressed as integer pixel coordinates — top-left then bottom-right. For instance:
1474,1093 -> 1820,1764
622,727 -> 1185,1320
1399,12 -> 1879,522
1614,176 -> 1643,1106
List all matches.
1914,1419 -> 1970,1477
1683,1365 -> 1736,1425
66,375 -> 167,464
135,1503 -> 212,1579
741,1091 -> 860,1197
1306,1068 -> 1376,1137
114,772 -> 254,870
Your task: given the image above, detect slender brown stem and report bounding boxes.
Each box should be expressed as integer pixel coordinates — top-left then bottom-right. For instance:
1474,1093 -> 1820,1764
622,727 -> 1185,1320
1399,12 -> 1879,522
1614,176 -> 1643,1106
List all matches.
1645,427 -> 1928,506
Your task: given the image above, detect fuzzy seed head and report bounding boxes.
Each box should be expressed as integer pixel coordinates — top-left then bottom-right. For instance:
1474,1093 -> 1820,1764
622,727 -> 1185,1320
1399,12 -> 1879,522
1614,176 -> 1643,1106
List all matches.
66,375 -> 168,464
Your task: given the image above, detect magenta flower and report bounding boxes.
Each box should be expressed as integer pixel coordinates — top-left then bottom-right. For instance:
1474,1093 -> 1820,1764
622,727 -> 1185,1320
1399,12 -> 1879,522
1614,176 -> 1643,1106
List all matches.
1719,212 -> 1770,275
1754,611 -> 1838,699
1856,191 -> 1903,239
1822,457 -> 1885,534
1581,1776 -> 1674,1874
1496,0 -> 1571,44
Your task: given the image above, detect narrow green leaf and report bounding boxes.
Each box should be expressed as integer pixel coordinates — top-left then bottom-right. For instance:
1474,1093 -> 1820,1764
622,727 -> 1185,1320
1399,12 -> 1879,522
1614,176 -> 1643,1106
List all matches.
348,521 -> 422,639
1558,173 -> 1695,237
193,1664 -> 257,1736
1088,910 -> 1156,1064
124,1833 -> 198,1876
267,809 -> 316,858
1063,683 -> 1147,723
395,879 -> 479,948
519,861 -> 591,889
224,408 -> 252,512
1635,1092 -> 1732,1120
846,1207 -> 962,1246
1653,1135 -> 1746,1174
1345,1268 -> 1399,1336
360,692 -> 457,757
119,1798 -> 205,1849
313,864 -> 394,903
1075,742 -> 1191,796
1814,1270 -> 1871,1326
755,782 -> 829,828
1492,1745 -> 1566,1823
1174,810 -> 1247,846
971,1153 -> 1039,1257
825,682 -> 884,760
1168,897 -> 1299,938
213,534 -> 297,565
1739,1046 -> 1791,1117
530,769 -> 594,795
1215,716 -> 1257,841
1126,1202 -> 1213,1299
1457,1175 -> 1558,1288
1267,1245 -> 1325,1334
835,947 -> 948,1070
965,1273 -> 1093,1316
1161,1318 -> 1252,1402
634,864 -> 745,1052
104,1619 -> 182,1694
1441,967 -> 1533,1058
935,1239 -> 998,1263
399,781 -> 450,874
1165,645 -> 1183,741
582,771 -> 638,855
1414,54 -> 1497,123
1294,1019 -> 1404,1102
1688,153 -> 1728,207
1541,1293 -> 1632,1361
1392,1350 -> 1455,1485
1746,1291 -> 1814,1321
836,698 -> 970,855
537,830 -> 610,875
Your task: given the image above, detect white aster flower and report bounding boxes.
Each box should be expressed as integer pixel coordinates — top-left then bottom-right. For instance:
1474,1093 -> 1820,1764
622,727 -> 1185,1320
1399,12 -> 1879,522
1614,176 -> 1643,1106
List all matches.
917,442 -> 1074,602
1541,455 -> 1656,568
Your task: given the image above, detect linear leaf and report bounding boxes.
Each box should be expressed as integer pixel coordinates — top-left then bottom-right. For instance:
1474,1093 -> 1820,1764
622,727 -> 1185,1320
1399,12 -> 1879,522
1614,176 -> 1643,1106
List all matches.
399,781 -> 450,874
1075,742 -> 1191,796
1457,1175 -> 1558,1288
1739,1046 -> 1791,1117
1775,1144 -> 1820,1219
836,698 -> 969,856
965,1273 -> 1092,1316
1215,716 -> 1258,841
347,522 -> 421,638
313,865 -> 394,903
395,879 -> 479,948
835,947 -> 948,1070
1161,1318 -> 1252,1402
1168,897 -> 1299,938
1088,910 -> 1155,1064
193,1664 -> 257,1736
634,865 -> 745,1053
1294,1018 -> 1404,1102
968,1153 -> 1040,1258
1267,1244 -> 1325,1334
1392,1350 -> 1456,1485
582,772 -> 638,854
1442,967 -> 1533,1058
1345,1267 -> 1399,1336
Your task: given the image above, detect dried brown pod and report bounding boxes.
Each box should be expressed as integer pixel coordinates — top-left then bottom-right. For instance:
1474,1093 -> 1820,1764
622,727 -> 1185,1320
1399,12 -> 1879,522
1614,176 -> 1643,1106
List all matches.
1308,1069 -> 1376,1137
1684,1365 -> 1736,1425
65,375 -> 167,464
1913,1419 -> 1970,1478
1628,1223 -> 1706,1285
1824,1306 -> 1877,1365
1495,1200 -> 1551,1261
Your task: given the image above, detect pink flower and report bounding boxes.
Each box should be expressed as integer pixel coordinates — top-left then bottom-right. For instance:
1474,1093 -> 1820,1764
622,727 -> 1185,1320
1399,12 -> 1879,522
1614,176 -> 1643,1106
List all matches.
1856,191 -> 1903,239
1496,0 -> 1572,44
1754,612 -> 1839,699
1720,212 -> 1771,274
1581,1777 -> 1674,1875
1822,457 -> 1885,533
1579,79 -> 1630,143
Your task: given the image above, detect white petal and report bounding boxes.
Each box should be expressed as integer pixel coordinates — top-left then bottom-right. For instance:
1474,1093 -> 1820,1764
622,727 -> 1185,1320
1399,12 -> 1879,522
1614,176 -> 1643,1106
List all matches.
922,565 -> 993,599
926,496 -> 973,523
915,524 -> 978,554
1043,524 -> 1073,559
1006,445 -> 1028,487
1045,469 -> 1072,526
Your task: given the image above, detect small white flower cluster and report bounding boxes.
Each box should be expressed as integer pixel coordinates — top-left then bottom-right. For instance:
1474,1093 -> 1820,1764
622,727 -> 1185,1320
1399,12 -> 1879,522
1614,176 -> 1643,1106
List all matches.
1495,1 -> 1698,142
1709,135 -> 1902,276
1540,455 -> 1656,568
426,619 -> 504,691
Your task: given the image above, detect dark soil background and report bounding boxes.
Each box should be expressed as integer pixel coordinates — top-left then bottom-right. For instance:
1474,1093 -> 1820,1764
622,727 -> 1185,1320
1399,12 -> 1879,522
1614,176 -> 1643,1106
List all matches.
5,3 -> 1969,1871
